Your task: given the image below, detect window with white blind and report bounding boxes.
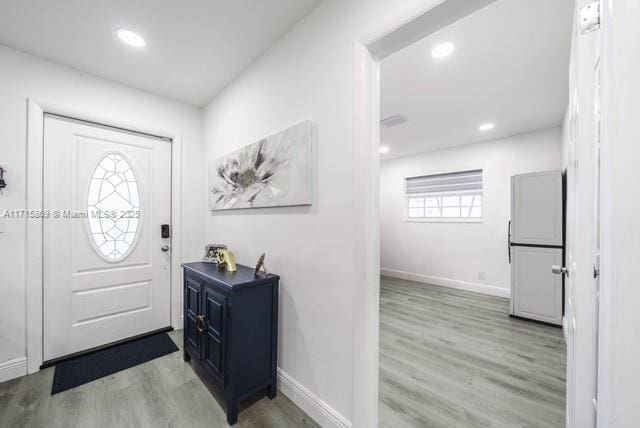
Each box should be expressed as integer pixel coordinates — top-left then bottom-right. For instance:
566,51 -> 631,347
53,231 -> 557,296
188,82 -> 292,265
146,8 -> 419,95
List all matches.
405,169 -> 483,221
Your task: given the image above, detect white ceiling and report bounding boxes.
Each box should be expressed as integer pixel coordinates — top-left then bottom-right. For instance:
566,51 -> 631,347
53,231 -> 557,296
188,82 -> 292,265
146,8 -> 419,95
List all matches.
380,0 -> 574,160
0,0 -> 321,106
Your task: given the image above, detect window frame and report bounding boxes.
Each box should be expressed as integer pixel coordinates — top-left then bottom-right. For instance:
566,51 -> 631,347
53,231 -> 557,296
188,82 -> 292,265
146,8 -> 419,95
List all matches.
403,170 -> 484,223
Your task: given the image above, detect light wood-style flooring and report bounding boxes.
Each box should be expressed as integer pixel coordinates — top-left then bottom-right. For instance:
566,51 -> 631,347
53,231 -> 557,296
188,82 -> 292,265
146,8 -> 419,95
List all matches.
0,330 -> 318,428
379,276 -> 566,428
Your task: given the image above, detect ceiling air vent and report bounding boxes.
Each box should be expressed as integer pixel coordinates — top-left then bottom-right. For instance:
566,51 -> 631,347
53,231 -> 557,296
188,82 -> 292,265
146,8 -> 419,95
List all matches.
380,114 -> 408,127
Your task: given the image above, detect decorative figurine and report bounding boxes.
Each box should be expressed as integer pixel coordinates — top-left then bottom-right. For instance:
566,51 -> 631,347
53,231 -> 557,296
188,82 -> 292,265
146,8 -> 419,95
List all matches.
254,253 -> 269,275
203,244 -> 227,264
216,249 -> 237,272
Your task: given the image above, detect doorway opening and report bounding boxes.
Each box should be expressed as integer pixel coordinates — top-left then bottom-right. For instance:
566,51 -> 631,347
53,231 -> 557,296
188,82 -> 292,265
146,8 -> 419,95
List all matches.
375,0 -> 573,425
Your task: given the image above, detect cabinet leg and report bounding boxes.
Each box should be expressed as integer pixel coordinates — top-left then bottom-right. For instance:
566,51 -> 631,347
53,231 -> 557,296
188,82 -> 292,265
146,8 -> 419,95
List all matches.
267,381 -> 277,399
183,349 -> 190,362
226,399 -> 238,426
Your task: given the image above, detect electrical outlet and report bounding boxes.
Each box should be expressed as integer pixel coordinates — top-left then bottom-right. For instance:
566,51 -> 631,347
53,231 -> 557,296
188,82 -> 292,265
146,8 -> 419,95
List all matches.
478,271 -> 486,280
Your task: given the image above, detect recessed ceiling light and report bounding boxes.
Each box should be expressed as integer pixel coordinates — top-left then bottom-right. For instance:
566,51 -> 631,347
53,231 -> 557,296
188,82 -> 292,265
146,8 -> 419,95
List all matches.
478,122 -> 495,131
379,146 -> 390,154
116,28 -> 146,48
431,42 -> 455,59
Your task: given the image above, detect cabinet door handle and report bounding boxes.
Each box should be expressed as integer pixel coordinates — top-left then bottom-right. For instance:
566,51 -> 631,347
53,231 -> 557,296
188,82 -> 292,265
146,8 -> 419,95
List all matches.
196,315 -> 206,333
507,220 -> 512,264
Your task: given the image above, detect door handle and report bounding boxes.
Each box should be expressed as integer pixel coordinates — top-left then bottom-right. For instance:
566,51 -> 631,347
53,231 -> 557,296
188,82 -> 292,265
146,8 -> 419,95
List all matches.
161,245 -> 170,252
507,220 -> 511,264
196,315 -> 206,333
552,265 -> 569,277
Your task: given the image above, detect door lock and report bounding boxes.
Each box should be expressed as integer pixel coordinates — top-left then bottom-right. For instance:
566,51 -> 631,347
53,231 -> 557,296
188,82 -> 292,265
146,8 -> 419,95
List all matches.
0,167 -> 6,191
161,245 -> 170,252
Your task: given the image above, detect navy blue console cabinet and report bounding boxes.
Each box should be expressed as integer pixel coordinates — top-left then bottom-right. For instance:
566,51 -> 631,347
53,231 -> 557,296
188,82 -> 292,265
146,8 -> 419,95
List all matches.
182,262 -> 279,425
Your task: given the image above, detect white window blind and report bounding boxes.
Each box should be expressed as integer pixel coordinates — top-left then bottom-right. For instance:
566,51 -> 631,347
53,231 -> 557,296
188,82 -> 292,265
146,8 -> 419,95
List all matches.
405,170 -> 483,220
405,169 -> 483,196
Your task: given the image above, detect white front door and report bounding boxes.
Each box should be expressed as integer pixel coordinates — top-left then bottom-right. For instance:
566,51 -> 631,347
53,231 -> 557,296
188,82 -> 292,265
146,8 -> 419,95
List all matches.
43,115 -> 172,361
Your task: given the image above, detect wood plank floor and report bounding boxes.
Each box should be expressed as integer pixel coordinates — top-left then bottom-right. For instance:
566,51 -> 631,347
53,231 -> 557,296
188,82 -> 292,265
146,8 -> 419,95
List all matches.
379,276 -> 566,428
0,330 -> 318,428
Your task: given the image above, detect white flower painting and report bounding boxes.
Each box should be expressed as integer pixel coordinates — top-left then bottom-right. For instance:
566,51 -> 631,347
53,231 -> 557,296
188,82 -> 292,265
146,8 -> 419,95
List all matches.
208,121 -> 313,210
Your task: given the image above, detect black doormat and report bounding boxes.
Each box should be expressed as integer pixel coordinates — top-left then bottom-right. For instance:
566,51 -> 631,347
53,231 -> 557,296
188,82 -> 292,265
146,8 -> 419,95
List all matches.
51,332 -> 179,395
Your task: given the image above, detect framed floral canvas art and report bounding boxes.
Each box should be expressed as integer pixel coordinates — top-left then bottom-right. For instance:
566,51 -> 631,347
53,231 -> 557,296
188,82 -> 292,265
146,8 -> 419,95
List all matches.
208,121 -> 313,210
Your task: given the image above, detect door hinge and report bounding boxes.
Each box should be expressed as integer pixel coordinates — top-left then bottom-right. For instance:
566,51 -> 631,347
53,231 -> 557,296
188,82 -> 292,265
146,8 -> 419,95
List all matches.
580,2 -> 600,34
593,265 -> 600,279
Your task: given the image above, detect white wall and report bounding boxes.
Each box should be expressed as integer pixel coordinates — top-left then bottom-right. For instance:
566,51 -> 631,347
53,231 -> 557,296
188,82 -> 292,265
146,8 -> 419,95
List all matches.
200,0 -> 452,424
380,127 -> 561,296
0,45 -> 205,373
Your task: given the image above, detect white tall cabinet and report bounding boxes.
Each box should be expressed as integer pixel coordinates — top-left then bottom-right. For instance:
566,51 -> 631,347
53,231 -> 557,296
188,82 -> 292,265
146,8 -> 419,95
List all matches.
510,170 -> 564,325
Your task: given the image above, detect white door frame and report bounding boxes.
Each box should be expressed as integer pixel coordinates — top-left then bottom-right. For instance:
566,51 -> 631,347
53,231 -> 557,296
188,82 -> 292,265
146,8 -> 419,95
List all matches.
26,98 -> 183,374
351,0 -> 498,425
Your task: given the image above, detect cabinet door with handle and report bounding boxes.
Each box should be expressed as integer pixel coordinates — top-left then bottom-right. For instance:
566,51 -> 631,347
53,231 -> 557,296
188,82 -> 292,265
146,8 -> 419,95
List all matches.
202,284 -> 227,384
511,246 -> 563,325
511,171 -> 563,246
184,275 -> 203,358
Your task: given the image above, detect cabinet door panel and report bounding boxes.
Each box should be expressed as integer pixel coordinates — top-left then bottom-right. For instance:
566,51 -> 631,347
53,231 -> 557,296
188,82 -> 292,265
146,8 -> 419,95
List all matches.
205,333 -> 223,375
512,246 -> 563,325
511,171 -> 563,246
184,276 -> 202,356
203,285 -> 226,382
205,290 -> 225,337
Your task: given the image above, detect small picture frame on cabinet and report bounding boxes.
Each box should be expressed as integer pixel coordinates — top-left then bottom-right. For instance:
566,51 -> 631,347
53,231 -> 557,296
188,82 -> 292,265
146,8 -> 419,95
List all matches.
203,244 -> 227,264
254,253 -> 269,275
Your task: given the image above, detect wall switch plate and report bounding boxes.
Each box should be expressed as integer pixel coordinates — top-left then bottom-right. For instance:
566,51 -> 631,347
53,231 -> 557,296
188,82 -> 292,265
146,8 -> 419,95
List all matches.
478,271 -> 486,280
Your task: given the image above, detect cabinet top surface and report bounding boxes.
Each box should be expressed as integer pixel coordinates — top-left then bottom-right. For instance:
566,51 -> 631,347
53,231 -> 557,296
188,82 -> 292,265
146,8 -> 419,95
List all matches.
182,262 -> 279,289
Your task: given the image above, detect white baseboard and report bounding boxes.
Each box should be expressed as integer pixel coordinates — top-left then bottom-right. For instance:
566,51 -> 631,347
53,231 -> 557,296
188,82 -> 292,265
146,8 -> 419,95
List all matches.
277,368 -> 351,428
0,357 -> 27,384
381,268 -> 511,298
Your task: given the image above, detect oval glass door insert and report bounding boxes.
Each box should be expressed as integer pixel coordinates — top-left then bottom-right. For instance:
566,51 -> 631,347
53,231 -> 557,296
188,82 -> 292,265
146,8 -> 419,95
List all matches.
87,152 -> 142,261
